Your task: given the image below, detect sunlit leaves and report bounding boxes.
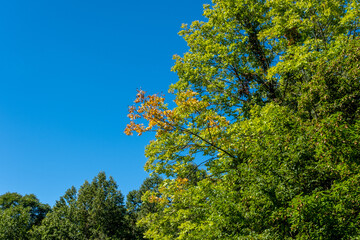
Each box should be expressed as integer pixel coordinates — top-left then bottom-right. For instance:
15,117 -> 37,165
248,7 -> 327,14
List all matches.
126,0 -> 360,239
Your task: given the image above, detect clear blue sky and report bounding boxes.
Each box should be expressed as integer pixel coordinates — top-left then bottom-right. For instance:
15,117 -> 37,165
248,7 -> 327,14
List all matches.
0,0 -> 209,206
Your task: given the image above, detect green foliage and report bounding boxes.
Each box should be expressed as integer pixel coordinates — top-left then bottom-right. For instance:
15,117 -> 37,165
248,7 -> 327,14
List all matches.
32,172 -> 128,240
126,174 -> 163,239
0,205 -> 31,240
0,192 -> 50,240
126,0 -> 360,239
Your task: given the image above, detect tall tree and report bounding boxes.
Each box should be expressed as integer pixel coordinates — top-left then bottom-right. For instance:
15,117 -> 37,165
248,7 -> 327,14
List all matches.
126,0 -> 360,239
0,193 -> 50,240
32,172 -> 128,240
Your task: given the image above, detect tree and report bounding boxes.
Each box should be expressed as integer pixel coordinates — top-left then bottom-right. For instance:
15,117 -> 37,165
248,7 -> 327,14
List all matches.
126,0 -> 360,239
32,172 -> 128,240
126,174 -> 163,239
0,192 -> 50,240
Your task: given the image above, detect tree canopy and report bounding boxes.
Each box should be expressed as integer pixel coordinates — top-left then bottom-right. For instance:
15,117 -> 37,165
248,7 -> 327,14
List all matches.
32,172 -> 128,240
0,193 -> 50,240
125,0 -> 360,239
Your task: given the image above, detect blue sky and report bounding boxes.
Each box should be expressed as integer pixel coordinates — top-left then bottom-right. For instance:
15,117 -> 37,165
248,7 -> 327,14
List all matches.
0,0 -> 209,206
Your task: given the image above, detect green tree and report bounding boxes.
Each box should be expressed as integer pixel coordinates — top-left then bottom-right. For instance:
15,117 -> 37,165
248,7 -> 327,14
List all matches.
126,174 -> 163,239
0,192 -> 50,240
126,0 -> 360,239
32,172 -> 128,240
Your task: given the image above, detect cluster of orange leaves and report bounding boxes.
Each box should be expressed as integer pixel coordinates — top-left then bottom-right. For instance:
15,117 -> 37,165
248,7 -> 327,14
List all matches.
125,89 -> 206,136
148,195 -> 162,203
174,177 -> 189,193
176,177 -> 189,185
124,90 -> 174,136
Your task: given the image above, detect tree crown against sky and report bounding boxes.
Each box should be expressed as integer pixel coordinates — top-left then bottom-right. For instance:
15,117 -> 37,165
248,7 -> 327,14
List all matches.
1,172 -> 160,240
31,172 -> 129,240
126,0 -> 360,239
0,192 -> 50,240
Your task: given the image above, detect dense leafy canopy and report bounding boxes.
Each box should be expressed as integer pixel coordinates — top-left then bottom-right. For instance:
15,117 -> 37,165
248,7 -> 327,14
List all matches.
126,0 -> 360,239
1,173 -> 156,240
0,193 -> 50,240
32,172 -> 128,240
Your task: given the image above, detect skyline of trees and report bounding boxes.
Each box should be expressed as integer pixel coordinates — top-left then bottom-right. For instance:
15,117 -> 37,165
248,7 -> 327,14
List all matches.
0,172 -> 153,239
1,0 -> 360,239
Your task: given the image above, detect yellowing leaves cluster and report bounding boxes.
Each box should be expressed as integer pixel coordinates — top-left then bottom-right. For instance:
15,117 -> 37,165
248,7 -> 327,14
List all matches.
124,90 -> 174,136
